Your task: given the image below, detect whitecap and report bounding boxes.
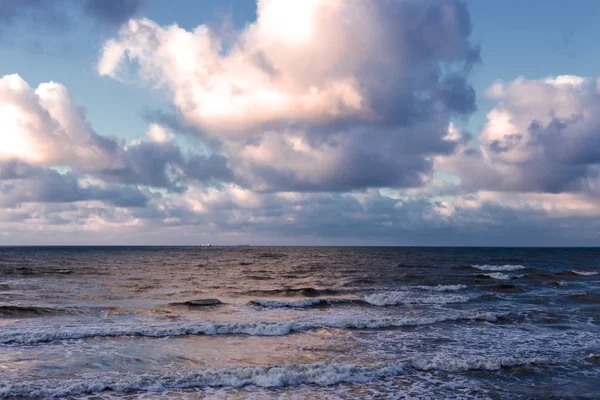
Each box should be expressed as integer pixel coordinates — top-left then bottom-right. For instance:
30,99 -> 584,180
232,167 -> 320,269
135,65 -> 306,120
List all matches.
472,264 -> 526,271
362,290 -> 470,306
0,355 -> 556,398
483,272 -> 511,280
572,270 -> 599,276
0,311 -> 503,345
414,284 -> 467,292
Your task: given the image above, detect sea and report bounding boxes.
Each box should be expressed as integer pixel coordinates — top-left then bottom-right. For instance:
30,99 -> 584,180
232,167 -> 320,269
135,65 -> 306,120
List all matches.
0,246 -> 599,399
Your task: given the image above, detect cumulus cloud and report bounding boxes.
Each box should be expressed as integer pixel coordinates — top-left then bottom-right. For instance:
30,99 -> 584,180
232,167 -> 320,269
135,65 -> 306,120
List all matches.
440,75 -> 600,197
5,1 -> 600,245
0,74 -> 233,191
98,0 -> 479,191
0,74 -> 122,170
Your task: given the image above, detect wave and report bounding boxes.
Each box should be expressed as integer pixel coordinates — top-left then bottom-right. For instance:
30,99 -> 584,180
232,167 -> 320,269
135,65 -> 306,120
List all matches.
482,272 -> 511,280
479,273 -> 525,280
414,284 -> 467,292
0,356 -> 554,398
249,287 -> 467,308
169,299 -> 222,307
396,264 -> 435,269
0,311 -> 503,345
3,267 -> 74,276
362,290 -> 471,306
249,299 -> 332,308
567,293 -> 600,304
571,270 -> 599,276
472,265 -> 526,271
243,287 -> 341,297
0,305 -> 63,318
0,304 -> 90,318
487,284 -> 522,293
488,258 -> 526,263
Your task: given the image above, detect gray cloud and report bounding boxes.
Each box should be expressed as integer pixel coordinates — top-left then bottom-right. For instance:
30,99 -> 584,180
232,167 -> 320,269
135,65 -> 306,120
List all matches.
95,140 -> 235,192
441,76 -> 600,197
0,160 -> 149,208
3,187 -> 600,246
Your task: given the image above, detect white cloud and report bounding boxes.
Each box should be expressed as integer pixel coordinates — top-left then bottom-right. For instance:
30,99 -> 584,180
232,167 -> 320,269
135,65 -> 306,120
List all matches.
0,74 -> 122,171
145,123 -> 174,143
98,0 -> 478,191
441,75 -> 600,196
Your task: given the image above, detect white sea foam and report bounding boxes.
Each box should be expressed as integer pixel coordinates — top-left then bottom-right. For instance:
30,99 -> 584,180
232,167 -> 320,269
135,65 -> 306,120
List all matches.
0,356 -> 553,399
409,354 -> 546,372
482,272 -> 511,280
572,270 -> 599,276
362,290 -> 471,306
414,284 -> 467,292
0,312 -> 502,345
472,264 -> 526,271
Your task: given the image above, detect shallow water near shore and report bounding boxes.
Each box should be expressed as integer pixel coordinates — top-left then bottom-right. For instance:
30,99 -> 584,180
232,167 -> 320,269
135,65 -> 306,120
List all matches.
0,246 -> 599,399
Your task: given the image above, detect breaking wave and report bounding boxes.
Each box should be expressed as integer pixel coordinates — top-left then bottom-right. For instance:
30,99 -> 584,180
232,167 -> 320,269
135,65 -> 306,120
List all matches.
249,299 -> 332,308
0,312 -> 502,345
243,287 -> 342,297
571,270 -> 599,276
478,273 -> 525,280
482,272 -> 511,280
472,265 -> 526,271
0,356 -> 557,399
362,290 -> 471,306
414,284 -> 467,292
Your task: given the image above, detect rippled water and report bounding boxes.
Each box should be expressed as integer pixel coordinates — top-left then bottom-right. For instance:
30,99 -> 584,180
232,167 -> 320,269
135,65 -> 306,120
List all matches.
0,246 -> 599,399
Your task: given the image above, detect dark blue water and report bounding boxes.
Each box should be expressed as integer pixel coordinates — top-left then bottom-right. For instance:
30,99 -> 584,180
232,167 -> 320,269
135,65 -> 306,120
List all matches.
0,247 -> 599,399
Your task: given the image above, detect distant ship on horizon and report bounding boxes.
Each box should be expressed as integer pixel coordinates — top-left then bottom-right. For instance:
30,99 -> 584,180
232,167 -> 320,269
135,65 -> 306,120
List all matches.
199,244 -> 212,247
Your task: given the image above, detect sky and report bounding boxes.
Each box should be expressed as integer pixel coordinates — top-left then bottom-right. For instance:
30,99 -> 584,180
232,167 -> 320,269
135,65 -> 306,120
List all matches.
1,0 -> 600,246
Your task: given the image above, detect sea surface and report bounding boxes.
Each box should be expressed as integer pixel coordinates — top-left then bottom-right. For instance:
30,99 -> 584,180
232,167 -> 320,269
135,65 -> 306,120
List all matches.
0,246 -> 599,399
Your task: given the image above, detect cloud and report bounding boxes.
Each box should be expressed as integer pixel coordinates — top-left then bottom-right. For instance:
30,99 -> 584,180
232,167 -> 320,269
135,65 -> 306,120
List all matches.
5,1 -> 600,246
0,160 -> 149,208
97,125 -> 235,191
98,0 -> 479,191
3,184 -> 600,246
440,75 -> 600,197
0,74 -> 122,171
0,74 -> 234,190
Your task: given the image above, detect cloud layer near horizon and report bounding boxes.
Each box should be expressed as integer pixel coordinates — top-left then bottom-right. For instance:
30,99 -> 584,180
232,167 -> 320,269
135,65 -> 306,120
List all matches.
1,0 -> 600,245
